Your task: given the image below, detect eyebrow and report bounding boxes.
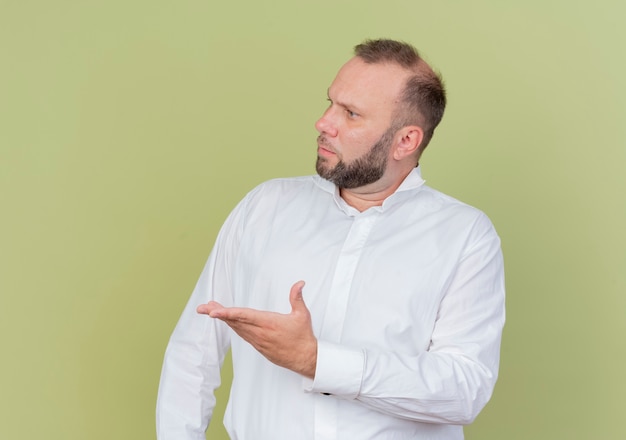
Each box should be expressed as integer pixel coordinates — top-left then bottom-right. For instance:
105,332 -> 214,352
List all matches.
326,88 -> 365,115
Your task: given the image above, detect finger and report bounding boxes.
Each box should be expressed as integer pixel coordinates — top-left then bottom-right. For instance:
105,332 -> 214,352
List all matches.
289,280 -> 307,312
211,307 -> 268,325
196,301 -> 224,316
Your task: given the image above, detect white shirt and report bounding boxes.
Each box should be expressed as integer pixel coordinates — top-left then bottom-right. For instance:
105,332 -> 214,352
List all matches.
156,168 -> 505,440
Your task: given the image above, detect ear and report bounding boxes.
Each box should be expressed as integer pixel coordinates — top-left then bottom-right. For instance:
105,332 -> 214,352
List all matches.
392,125 -> 424,161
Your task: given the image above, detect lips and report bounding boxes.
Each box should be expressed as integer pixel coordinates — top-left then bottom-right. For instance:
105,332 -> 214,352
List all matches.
318,145 -> 335,155
317,135 -> 337,156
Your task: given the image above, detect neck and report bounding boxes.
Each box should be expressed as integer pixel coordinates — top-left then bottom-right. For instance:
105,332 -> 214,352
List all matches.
339,168 -> 412,212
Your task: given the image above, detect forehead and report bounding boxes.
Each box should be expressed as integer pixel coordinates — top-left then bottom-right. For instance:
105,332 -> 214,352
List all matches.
329,57 -> 410,114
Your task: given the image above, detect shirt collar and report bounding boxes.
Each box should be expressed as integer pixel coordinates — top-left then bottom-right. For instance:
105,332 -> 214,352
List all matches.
394,166 -> 425,193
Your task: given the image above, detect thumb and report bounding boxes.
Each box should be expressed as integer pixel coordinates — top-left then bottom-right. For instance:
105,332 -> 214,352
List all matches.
289,280 -> 307,312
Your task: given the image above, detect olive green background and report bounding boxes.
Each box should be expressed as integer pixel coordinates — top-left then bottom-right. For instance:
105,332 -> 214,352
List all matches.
1,1 -> 624,439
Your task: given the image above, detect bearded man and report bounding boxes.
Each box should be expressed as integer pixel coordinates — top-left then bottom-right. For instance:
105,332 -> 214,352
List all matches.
157,38 -> 505,440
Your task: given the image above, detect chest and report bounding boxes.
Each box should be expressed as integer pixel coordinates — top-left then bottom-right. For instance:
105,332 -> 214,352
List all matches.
233,197 -> 468,353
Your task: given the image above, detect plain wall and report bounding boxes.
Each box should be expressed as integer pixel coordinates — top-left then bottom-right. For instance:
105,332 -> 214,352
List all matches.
1,1 -> 624,439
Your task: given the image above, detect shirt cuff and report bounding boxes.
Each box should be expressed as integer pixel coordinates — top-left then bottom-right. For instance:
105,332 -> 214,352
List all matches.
303,340 -> 365,399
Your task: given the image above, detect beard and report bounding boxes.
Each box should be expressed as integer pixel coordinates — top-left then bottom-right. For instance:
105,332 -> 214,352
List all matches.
316,125 -> 397,189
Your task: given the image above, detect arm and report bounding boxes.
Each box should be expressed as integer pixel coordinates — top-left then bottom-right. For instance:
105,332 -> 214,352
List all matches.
308,215 -> 505,424
156,201 -> 246,439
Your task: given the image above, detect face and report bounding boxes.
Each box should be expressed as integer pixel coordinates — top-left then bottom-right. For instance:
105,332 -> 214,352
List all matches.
314,57 -> 409,189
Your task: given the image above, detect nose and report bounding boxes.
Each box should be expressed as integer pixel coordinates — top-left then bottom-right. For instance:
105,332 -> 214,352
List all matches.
315,107 -> 338,137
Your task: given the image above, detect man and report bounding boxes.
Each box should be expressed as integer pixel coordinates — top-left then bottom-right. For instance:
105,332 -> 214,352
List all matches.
156,39 -> 505,440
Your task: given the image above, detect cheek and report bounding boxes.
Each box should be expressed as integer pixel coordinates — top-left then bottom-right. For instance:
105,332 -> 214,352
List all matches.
339,130 -> 375,159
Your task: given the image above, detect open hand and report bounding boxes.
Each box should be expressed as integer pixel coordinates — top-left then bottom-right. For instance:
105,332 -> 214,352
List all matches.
196,281 -> 317,378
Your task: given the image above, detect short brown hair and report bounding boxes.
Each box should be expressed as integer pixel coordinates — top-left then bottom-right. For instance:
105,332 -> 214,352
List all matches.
354,39 -> 446,151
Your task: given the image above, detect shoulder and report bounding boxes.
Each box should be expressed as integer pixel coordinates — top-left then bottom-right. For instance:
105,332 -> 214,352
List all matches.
234,175 -> 329,213
244,175 -> 329,202
416,184 -> 481,213
415,185 -> 498,234
253,175 -> 318,192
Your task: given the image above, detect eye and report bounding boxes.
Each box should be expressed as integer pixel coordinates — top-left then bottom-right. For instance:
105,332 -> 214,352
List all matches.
346,109 -> 359,118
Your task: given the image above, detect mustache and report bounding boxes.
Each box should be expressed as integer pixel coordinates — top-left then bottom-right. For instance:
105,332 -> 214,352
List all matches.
317,135 -> 334,150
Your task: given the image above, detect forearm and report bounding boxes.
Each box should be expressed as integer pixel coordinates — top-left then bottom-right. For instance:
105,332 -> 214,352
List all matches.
305,339 -> 499,424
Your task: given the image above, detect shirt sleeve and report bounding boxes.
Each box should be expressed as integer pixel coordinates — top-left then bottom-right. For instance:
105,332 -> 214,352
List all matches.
307,213 -> 506,425
155,198 -> 247,439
